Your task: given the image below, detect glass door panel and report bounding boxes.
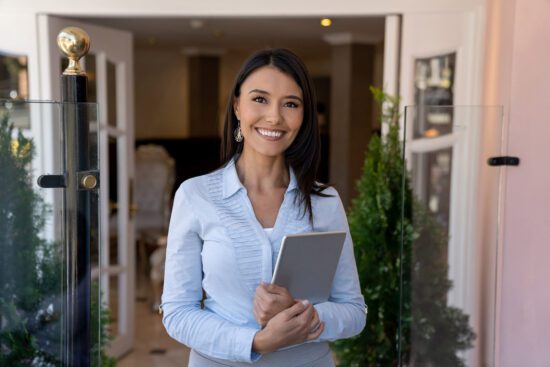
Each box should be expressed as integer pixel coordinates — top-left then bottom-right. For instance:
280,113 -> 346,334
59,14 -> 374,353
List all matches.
0,100 -> 103,366
400,105 -> 505,367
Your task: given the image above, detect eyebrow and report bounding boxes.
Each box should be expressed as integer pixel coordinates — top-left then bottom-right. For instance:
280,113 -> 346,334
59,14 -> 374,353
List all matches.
248,89 -> 303,103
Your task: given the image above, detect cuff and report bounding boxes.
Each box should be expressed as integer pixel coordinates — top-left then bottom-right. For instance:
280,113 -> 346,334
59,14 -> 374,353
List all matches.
312,303 -> 327,341
235,327 -> 262,363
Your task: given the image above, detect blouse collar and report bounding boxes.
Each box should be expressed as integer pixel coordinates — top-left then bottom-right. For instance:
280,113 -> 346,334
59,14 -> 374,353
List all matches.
221,156 -> 298,199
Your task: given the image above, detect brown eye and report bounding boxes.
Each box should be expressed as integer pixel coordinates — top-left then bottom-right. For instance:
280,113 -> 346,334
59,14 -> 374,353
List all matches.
253,96 -> 267,103
285,102 -> 299,108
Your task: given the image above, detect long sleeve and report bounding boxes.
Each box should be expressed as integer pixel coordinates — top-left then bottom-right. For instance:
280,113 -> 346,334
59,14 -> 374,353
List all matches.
161,184 -> 261,362
313,191 -> 367,341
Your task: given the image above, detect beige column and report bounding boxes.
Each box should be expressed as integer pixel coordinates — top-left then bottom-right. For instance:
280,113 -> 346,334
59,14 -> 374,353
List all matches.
325,34 -> 377,207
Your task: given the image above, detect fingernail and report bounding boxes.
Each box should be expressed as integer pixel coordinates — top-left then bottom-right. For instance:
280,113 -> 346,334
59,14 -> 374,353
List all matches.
301,300 -> 310,306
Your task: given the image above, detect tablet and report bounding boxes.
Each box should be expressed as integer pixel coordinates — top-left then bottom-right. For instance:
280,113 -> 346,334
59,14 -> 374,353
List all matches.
271,231 -> 346,304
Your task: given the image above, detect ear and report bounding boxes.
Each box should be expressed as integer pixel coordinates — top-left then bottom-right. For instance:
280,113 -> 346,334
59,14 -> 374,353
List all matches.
233,97 -> 240,120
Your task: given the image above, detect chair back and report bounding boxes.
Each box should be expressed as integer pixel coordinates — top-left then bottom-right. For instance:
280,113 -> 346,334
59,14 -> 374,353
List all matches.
135,144 -> 175,232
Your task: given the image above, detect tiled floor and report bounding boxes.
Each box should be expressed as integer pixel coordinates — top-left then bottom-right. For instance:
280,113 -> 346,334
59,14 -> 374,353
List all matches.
116,272 -> 190,367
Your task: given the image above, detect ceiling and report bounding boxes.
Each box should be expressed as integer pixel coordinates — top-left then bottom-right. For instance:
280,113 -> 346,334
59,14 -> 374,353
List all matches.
72,16 -> 385,56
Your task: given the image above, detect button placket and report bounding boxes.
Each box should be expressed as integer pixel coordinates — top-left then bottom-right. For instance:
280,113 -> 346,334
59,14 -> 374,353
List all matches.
239,189 -> 274,283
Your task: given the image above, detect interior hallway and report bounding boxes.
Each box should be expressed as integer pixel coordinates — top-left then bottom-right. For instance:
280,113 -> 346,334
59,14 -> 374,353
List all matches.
117,278 -> 190,367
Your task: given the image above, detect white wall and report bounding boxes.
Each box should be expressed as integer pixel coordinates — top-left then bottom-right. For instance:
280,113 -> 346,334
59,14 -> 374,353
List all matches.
499,0 -> 550,365
484,0 -> 550,365
1,0 -> 483,16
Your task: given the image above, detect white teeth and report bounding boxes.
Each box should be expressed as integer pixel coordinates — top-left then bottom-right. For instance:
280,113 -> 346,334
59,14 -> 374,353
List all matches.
257,128 -> 283,138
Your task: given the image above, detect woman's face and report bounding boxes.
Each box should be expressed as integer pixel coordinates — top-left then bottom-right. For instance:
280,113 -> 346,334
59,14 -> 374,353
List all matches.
233,66 -> 304,159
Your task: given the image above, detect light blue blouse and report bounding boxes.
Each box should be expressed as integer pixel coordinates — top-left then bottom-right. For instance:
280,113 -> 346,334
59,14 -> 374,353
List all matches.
161,158 -> 367,363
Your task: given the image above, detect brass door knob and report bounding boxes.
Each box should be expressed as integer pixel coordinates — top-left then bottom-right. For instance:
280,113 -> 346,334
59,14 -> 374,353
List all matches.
81,174 -> 97,189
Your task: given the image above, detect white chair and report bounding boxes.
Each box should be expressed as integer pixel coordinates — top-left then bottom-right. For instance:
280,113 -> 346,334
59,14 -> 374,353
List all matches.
134,144 -> 175,310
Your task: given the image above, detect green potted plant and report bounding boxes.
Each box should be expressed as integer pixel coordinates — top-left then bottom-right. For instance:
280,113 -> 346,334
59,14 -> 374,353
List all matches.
331,88 -> 475,366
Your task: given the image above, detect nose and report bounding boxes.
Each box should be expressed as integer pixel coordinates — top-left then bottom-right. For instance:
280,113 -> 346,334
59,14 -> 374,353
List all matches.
265,104 -> 282,125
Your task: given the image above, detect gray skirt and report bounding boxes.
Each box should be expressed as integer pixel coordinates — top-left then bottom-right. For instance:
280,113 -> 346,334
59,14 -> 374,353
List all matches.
188,342 -> 335,367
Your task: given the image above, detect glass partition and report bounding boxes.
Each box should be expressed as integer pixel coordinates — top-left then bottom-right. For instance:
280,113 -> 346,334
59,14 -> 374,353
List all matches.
0,100 -> 103,366
399,105 -> 505,367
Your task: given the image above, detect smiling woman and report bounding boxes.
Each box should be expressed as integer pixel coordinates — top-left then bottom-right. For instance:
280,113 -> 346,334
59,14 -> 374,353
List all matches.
233,67 -> 304,166
161,49 -> 366,367
222,49 -> 327,224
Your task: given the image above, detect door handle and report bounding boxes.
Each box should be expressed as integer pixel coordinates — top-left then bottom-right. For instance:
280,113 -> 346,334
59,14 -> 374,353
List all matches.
130,203 -> 138,218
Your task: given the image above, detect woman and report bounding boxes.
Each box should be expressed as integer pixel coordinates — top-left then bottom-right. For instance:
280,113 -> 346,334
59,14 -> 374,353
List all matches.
161,48 -> 366,366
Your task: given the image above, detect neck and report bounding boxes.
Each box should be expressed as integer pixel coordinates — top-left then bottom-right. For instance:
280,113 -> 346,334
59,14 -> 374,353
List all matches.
235,148 -> 289,194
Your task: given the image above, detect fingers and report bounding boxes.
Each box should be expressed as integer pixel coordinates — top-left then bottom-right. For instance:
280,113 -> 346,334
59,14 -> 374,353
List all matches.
254,288 -> 277,323
265,283 -> 290,296
255,284 -> 273,303
256,283 -> 295,319
258,282 -> 293,301
252,300 -> 262,325
254,285 -> 275,316
306,322 -> 325,341
258,283 -> 292,304
253,304 -> 261,324
253,295 -> 267,313
253,297 -> 268,327
283,299 -> 310,320
309,308 -> 320,332
294,302 -> 315,328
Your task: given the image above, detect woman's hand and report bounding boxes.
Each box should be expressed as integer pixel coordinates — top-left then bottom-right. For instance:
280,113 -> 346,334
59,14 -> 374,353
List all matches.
253,283 -> 294,328
252,300 -> 325,354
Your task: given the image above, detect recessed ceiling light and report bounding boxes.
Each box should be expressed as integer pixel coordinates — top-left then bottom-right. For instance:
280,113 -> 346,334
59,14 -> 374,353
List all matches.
320,18 -> 332,27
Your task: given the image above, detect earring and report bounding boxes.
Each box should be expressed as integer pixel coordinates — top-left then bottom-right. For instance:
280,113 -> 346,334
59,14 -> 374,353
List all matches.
234,121 -> 243,143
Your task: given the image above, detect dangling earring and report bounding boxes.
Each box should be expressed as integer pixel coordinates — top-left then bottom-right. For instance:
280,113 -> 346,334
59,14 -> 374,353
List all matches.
234,121 -> 243,143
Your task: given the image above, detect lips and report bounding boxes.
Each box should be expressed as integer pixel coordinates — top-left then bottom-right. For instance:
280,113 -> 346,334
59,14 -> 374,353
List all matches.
255,127 -> 285,140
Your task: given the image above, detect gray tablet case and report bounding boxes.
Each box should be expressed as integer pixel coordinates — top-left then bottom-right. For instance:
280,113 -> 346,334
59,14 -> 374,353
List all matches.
271,231 -> 346,304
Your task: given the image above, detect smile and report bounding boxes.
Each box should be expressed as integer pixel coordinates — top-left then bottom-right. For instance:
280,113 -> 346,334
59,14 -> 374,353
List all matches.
255,128 -> 285,140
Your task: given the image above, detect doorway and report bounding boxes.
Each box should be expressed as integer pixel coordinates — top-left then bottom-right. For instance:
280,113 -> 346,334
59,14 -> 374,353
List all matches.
72,15 -> 386,365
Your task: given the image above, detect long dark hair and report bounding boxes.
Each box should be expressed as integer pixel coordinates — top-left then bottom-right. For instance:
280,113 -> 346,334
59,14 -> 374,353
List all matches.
221,48 -> 331,223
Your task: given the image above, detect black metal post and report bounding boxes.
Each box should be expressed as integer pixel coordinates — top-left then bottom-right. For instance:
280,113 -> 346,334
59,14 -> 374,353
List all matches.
36,27 -> 95,367
61,71 -> 91,367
